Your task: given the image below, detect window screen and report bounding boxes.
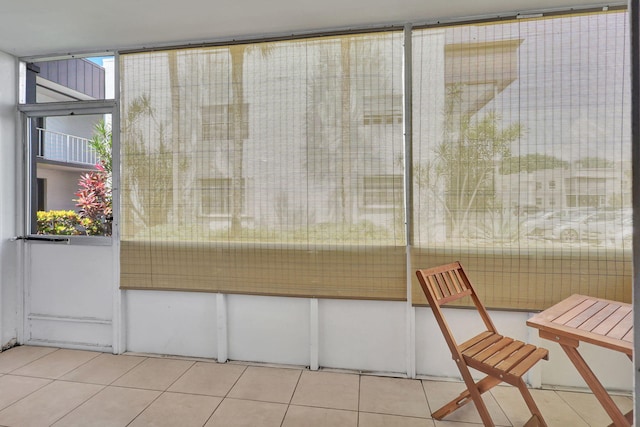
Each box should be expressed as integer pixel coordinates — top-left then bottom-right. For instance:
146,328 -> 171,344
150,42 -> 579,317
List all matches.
411,11 -> 631,309
119,11 -> 631,309
120,32 -> 407,299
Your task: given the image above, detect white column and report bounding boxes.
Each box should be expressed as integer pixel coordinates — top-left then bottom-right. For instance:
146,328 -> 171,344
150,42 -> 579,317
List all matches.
310,298 -> 319,371
216,293 -> 228,363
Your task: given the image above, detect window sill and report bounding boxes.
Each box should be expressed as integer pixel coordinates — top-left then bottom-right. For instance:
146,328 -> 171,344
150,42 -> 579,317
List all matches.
21,235 -> 113,246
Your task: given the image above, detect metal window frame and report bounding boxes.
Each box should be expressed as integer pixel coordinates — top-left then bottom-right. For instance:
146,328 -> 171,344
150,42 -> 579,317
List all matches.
18,99 -> 117,244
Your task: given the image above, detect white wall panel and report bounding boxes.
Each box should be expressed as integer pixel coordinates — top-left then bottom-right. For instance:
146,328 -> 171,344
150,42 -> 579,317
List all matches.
29,318 -> 111,351
25,243 -> 114,351
227,294 -> 309,366
415,307 -> 462,379
126,290 -> 217,358
319,299 -> 406,373
29,244 -> 113,320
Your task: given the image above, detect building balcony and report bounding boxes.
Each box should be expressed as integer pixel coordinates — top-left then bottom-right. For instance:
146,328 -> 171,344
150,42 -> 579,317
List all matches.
36,128 -> 98,168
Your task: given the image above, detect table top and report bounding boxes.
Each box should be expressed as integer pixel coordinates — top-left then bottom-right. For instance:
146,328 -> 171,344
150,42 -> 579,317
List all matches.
527,294 -> 632,356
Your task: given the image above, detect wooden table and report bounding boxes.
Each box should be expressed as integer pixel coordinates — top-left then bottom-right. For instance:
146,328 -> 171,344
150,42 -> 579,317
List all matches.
527,294 -> 633,427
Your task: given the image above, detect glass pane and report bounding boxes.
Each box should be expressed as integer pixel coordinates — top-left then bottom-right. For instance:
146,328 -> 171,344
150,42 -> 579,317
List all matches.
20,56 -> 115,104
30,113 -> 112,236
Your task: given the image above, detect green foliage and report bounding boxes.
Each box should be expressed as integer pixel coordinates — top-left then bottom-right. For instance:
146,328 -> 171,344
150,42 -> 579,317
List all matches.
36,210 -> 99,235
88,120 -> 112,174
419,84 -> 524,237
122,95 -> 173,228
575,157 -> 614,169
470,208 -> 522,242
132,221 -> 397,245
500,153 -> 568,175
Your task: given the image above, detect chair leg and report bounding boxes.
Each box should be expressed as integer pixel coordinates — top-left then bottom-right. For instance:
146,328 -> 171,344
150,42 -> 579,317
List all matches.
516,379 -> 548,427
464,376 -> 495,427
432,375 -> 501,425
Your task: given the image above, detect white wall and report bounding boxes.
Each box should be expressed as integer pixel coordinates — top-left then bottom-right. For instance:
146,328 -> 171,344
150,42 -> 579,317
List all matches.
24,243 -> 114,351
0,50 -> 18,350
37,166 -> 84,211
121,291 -> 633,392
227,295 -> 309,366
46,115 -> 99,140
126,290 -> 217,358
319,299 -> 406,373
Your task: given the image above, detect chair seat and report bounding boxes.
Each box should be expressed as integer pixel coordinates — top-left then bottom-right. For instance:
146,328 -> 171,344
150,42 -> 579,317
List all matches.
460,331 -> 549,386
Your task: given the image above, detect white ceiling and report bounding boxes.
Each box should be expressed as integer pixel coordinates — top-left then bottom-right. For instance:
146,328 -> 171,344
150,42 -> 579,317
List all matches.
0,0 -> 619,58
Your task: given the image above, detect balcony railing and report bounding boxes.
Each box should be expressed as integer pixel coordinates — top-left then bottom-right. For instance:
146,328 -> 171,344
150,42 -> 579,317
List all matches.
37,128 -> 98,167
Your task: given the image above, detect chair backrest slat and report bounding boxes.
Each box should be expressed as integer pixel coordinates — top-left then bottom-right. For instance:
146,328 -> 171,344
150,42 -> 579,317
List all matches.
417,261 -> 473,305
452,269 -> 469,292
434,273 -> 450,299
445,270 -> 462,294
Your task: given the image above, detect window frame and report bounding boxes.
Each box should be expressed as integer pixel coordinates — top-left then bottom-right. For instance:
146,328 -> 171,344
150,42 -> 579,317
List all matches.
19,99 -> 117,245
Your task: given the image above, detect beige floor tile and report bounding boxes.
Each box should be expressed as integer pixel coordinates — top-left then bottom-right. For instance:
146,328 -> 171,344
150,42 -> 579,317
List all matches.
282,405 -> 358,427
491,385 -> 588,427
228,366 -> 301,404
555,390 -> 633,427
360,376 -> 429,418
0,346 -> 58,373
0,375 -> 52,411
0,349 -> 618,427
52,386 -> 160,427
168,361 -> 246,396
358,412 -> 435,427
112,357 -> 194,390
61,353 -> 145,385
11,349 -> 100,379
204,397 -> 287,427
0,380 -> 103,426
128,391 -> 221,427
533,388 -> 591,427
291,370 -> 360,411
422,381 -> 510,426
490,385 -> 549,427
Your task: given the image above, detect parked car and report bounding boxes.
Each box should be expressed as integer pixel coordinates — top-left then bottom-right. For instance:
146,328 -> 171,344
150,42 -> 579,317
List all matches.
549,210 -> 630,243
521,208 -> 593,237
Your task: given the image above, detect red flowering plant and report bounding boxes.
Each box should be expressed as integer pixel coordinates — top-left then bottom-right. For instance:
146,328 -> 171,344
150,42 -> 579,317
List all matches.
75,163 -> 112,236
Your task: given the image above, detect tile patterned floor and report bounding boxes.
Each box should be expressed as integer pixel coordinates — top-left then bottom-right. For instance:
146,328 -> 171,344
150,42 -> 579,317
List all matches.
0,346 -> 632,427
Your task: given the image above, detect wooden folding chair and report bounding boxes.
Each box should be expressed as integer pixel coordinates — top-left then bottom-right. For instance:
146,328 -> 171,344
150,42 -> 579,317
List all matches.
416,262 -> 549,427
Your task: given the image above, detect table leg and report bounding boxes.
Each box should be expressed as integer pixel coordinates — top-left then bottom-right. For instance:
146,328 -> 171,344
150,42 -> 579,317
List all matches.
560,345 -> 631,427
